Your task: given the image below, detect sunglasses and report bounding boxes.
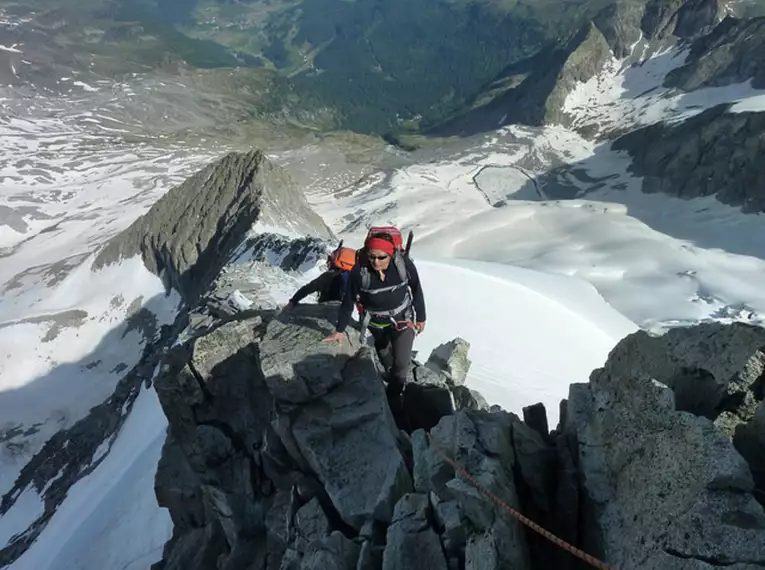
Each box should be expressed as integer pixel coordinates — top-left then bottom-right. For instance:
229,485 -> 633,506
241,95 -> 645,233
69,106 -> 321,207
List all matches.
368,254 -> 390,261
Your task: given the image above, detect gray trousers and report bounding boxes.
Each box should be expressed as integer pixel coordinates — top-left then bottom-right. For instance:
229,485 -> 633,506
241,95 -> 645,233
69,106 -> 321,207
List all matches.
369,325 -> 415,396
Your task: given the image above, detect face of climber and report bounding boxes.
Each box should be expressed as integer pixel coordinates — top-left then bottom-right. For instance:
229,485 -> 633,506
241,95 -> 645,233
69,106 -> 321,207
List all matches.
367,248 -> 391,271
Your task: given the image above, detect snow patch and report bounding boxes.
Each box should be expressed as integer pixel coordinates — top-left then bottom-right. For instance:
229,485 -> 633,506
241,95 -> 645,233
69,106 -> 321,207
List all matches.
729,93 -> 765,113
7,386 -> 172,570
0,488 -> 44,550
562,47 -> 765,134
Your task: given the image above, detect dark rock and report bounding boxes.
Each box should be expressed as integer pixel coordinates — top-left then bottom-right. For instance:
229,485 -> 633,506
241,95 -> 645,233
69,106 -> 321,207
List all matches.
299,531 -> 360,570
612,106 -> 765,214
594,322 -> 765,434
285,344 -> 412,530
522,402 -> 550,440
403,382 -> 455,433
381,493 -> 448,570
593,0 -> 646,58
665,15 -> 765,90
734,404 -> 765,506
642,0 -> 720,40
451,386 -> 490,412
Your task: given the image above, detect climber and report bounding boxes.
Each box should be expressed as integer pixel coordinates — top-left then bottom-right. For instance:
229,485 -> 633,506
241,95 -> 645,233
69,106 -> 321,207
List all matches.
283,246 -> 357,310
323,231 -> 426,407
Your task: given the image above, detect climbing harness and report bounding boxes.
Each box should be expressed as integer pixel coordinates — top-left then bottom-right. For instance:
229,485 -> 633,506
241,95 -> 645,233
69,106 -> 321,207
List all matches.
425,432 -> 614,570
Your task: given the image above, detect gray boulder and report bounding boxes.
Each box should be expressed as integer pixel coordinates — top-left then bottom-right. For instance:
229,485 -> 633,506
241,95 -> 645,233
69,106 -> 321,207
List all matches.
425,338 -> 472,386
381,493 -> 448,570
413,412 -> 532,570
299,531 -> 360,570
566,367 -> 765,569
596,322 -> 765,434
287,349 -> 413,530
734,404 -> 765,505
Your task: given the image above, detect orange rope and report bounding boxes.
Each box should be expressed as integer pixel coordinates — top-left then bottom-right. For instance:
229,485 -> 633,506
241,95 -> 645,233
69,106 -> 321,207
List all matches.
425,431 -> 615,570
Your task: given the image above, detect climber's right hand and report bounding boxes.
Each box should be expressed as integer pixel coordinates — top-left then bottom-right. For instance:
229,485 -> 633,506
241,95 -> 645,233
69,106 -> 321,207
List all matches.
322,332 -> 344,343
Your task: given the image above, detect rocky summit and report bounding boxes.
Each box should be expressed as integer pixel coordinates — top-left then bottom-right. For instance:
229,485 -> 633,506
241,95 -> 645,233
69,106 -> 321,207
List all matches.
149,302 -> 765,570
93,150 -> 334,305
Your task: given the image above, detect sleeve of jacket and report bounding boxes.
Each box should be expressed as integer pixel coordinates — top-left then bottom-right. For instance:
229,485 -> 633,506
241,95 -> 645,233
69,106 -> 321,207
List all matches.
290,271 -> 335,304
335,266 -> 361,333
405,257 -> 426,322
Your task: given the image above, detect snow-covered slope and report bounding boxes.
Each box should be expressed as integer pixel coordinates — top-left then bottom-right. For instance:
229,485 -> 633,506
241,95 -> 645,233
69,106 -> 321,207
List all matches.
562,46 -> 765,136
0,101 -> 229,500
309,124 -> 765,332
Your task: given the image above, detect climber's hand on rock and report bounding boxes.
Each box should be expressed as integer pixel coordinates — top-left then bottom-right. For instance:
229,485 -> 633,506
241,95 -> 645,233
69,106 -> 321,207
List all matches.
322,332 -> 344,343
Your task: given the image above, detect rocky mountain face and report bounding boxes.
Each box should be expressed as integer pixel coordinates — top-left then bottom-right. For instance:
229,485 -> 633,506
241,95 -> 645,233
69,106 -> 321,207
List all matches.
664,15 -> 765,89
93,150 -> 333,305
612,104 -> 765,213
642,0 -> 722,39
0,151 -> 334,568
149,300 -> 765,570
509,24 -> 614,128
433,0 -> 723,135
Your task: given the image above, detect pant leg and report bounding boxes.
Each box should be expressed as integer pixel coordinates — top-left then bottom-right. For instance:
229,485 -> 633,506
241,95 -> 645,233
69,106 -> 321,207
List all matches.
369,326 -> 394,372
387,326 -> 415,396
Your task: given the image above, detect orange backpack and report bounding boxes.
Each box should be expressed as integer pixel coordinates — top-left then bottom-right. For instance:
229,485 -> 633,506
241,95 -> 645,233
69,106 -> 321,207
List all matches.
329,247 -> 357,272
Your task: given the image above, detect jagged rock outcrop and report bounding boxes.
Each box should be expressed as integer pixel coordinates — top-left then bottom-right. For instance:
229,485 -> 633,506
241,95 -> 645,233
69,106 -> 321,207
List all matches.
612,104 -> 765,213
151,301 -> 765,570
430,0 -> 725,137
92,150 -> 333,304
734,404 -> 765,506
642,0 -> 721,40
505,23 -> 613,128
665,15 -> 765,90
593,0 -> 647,58
594,321 -> 765,434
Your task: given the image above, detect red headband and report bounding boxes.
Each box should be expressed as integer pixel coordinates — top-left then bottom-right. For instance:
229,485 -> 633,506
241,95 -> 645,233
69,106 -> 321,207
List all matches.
365,237 -> 395,256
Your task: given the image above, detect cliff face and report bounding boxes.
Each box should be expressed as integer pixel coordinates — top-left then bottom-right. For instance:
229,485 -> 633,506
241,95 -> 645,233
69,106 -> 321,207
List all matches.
93,150 -> 333,305
642,0 -> 722,39
430,0 -> 727,137
612,104 -> 765,213
664,15 -> 765,90
149,302 -> 765,570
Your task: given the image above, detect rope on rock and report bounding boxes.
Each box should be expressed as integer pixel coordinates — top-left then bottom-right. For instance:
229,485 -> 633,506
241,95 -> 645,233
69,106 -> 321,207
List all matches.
425,431 -> 615,570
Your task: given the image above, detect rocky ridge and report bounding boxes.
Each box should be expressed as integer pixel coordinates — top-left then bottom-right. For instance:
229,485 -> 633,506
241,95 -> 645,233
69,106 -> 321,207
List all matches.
664,14 -> 765,89
432,0 -> 724,135
149,301 -> 765,570
93,150 -> 333,305
612,104 -> 765,213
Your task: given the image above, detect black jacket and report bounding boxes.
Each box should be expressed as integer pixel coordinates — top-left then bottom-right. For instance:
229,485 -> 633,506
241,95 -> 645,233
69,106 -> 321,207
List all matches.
290,269 -> 347,305
336,256 -> 426,333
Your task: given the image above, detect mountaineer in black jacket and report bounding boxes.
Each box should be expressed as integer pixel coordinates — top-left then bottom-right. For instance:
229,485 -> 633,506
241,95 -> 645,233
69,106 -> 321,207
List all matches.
283,248 -> 355,310
323,233 -> 426,404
